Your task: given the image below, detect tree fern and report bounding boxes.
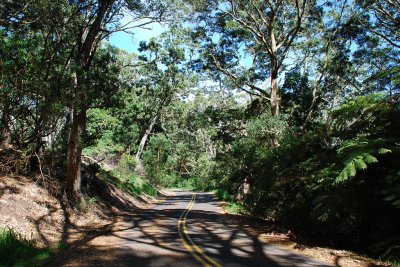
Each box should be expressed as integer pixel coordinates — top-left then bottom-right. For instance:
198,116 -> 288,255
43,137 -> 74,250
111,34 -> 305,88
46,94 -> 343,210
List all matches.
334,138 -> 391,184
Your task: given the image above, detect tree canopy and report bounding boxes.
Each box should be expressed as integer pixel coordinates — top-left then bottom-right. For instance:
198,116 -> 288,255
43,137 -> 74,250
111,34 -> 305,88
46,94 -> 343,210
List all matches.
0,0 -> 399,261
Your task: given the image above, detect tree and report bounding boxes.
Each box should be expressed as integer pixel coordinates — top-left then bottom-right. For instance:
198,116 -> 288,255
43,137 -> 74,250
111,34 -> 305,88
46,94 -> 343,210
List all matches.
281,68 -> 313,127
355,0 -> 400,49
352,0 -> 400,96
0,1 -> 77,160
134,38 -> 191,160
189,0 -> 319,117
65,0 -> 168,202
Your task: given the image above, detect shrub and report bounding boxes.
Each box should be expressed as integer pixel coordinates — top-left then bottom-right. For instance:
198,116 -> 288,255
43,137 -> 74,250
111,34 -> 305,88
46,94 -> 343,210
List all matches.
118,153 -> 136,175
0,228 -> 51,267
213,189 -> 232,202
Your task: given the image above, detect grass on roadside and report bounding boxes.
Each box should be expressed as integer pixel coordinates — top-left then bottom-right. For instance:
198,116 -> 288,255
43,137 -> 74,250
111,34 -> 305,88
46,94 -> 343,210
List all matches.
83,152 -> 159,198
225,201 -> 247,214
212,189 -> 247,215
213,189 -> 231,202
0,228 -> 56,267
98,169 -> 159,198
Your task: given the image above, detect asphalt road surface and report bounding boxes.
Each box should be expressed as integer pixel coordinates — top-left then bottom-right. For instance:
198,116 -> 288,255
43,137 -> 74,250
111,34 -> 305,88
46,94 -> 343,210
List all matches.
54,191 -> 333,267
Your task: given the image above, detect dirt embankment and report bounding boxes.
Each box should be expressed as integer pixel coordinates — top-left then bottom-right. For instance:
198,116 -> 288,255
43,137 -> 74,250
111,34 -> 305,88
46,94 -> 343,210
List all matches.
0,174 -> 162,249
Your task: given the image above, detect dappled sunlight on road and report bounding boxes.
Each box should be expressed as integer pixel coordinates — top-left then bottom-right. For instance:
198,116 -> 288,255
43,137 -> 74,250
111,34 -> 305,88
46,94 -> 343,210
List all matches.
50,191 -> 333,267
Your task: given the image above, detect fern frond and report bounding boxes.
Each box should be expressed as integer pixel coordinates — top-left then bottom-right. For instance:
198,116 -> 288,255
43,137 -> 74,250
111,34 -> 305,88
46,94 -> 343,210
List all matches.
363,154 -> 378,164
334,138 -> 391,184
378,148 -> 391,154
354,158 -> 367,170
336,170 -> 348,183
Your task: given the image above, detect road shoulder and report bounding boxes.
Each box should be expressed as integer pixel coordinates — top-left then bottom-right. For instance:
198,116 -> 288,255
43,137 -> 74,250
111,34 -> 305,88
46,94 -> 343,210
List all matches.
216,196 -> 389,267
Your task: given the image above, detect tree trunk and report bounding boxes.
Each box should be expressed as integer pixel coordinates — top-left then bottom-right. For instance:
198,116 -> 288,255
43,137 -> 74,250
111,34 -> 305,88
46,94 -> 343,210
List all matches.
29,133 -> 43,172
270,61 -> 280,117
65,0 -> 113,203
67,108 -> 86,202
0,105 -> 11,149
135,115 -> 157,161
0,126 -> 10,149
269,56 -> 280,147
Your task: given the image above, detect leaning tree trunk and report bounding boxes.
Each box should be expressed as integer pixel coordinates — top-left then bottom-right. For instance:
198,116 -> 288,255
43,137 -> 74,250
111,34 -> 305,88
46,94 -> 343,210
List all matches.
67,108 -> 86,202
135,115 -> 157,161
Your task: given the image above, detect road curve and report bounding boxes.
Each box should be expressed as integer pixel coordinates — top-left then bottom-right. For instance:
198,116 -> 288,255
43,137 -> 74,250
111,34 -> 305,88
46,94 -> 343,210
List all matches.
53,191 -> 333,267
114,190 -> 333,267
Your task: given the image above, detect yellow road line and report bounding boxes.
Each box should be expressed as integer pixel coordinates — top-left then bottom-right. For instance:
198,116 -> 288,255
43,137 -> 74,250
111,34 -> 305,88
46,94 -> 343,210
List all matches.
178,195 -> 209,266
183,195 -> 222,267
178,193 -> 222,267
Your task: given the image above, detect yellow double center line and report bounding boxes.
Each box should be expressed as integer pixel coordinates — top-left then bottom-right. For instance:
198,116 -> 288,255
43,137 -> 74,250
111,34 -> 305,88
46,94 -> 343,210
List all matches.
178,193 -> 222,267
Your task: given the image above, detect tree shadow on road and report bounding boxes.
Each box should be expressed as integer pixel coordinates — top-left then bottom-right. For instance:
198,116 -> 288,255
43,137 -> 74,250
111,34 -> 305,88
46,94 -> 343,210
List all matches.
47,191 -> 336,267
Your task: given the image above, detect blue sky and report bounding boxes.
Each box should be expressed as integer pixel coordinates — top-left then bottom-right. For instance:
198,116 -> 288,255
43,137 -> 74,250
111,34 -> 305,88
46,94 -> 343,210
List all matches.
109,23 -> 166,53
108,18 -> 255,71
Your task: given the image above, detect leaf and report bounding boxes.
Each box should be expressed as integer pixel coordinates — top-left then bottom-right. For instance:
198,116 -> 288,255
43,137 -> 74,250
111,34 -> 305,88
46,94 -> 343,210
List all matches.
335,148 -> 383,184
384,195 -> 397,202
335,169 -> 349,184
354,158 -> 367,170
346,162 -> 357,177
378,148 -> 391,154
390,199 -> 400,208
318,213 -> 329,222
363,154 -> 378,164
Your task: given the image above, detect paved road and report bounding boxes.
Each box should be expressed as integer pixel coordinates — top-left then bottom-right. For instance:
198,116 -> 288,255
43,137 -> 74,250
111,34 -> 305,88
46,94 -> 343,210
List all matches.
113,191 -> 332,267
54,191 -> 333,267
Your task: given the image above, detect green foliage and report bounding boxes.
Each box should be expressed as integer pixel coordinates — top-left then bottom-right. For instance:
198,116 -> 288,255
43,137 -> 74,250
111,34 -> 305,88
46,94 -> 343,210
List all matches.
143,134 -> 173,184
211,93 -> 400,257
1,0 -> 400,262
383,172 -> 400,209
384,258 -> 400,267
84,108 -> 124,157
281,68 -> 315,126
335,138 -> 391,184
173,178 -> 198,190
118,154 -> 137,176
212,190 -> 247,215
225,202 -> 247,215
331,94 -> 393,137
0,228 -> 51,267
97,153 -> 158,198
213,189 -> 231,202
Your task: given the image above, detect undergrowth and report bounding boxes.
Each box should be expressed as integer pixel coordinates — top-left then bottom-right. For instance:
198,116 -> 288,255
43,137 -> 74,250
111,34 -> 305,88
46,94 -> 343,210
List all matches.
212,189 -> 247,215
98,169 -> 159,197
83,152 -> 159,198
225,202 -> 247,215
213,189 -> 231,202
0,228 -> 53,267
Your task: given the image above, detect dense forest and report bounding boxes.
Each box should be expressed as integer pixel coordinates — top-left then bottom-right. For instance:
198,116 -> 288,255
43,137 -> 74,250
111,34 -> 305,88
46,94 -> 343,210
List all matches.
1,0 -> 399,263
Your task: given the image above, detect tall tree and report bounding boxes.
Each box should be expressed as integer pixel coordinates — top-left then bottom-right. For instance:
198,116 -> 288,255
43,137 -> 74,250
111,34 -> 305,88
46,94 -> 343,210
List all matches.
352,0 -> 400,95
134,37 -> 191,160
189,0 -> 319,117
355,0 -> 400,49
66,0 -> 167,201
